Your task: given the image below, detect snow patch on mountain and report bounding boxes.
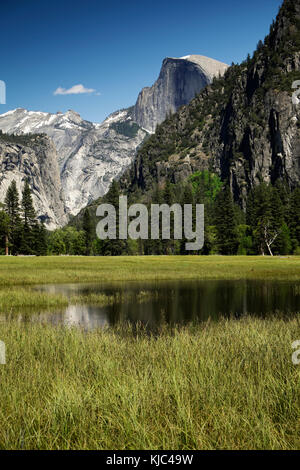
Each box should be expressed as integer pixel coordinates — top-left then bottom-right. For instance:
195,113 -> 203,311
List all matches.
0,107 -> 148,221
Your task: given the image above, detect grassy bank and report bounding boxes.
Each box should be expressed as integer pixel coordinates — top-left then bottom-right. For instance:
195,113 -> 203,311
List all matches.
0,289 -> 133,313
0,318 -> 299,450
0,255 -> 300,287
0,289 -> 69,312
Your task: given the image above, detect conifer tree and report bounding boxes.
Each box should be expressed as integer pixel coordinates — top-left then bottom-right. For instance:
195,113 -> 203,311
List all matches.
215,186 -> 239,255
21,179 -> 37,254
180,183 -> 194,254
144,184 -> 163,255
289,187 -> 300,252
22,179 -> 36,227
162,180 -> 175,254
4,180 -> 22,254
247,183 -> 284,256
101,180 -> 128,256
34,222 -> 48,256
0,210 -> 10,255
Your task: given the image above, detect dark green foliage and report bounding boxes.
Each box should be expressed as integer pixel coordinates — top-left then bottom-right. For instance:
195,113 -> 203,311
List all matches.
100,180 -> 128,256
33,223 -> 48,256
0,210 -> 10,255
246,182 -> 293,256
214,186 -> 239,255
110,121 -> 140,138
289,186 -> 300,251
82,209 -> 93,255
0,130 -> 45,146
22,179 -> 36,227
47,227 -> 86,255
2,179 -> 49,255
20,179 -> 38,254
4,180 -> 22,254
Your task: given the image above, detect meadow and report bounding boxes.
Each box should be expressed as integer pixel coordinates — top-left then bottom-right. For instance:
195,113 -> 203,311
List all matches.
0,255 -> 300,287
0,317 -> 299,450
0,255 -> 299,450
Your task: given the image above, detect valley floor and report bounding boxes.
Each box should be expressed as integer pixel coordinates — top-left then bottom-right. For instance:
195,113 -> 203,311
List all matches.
0,255 -> 300,287
0,256 -> 299,450
0,318 -> 299,450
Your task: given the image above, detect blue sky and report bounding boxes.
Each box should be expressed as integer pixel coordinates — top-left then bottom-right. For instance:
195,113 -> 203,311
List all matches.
0,0 -> 283,123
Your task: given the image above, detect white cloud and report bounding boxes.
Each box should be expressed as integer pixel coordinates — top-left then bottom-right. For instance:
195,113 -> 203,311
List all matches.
53,84 -> 97,95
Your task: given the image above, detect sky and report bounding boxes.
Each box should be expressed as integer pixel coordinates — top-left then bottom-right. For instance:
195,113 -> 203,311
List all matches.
0,0 -> 283,123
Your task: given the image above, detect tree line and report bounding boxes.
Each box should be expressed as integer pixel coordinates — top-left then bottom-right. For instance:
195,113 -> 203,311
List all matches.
0,179 -> 47,255
86,173 -> 300,257
1,172 -> 300,256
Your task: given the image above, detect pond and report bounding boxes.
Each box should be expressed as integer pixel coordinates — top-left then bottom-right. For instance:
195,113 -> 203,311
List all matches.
13,279 -> 300,330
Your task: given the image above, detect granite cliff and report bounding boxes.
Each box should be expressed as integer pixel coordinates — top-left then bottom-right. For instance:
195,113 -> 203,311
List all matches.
121,0 -> 300,206
132,55 -> 228,133
0,133 -> 67,229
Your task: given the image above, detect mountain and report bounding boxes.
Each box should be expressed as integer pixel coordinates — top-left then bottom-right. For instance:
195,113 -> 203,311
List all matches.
0,107 -> 148,218
132,55 -> 228,133
0,53 -> 227,226
121,0 -> 300,205
0,132 -> 67,229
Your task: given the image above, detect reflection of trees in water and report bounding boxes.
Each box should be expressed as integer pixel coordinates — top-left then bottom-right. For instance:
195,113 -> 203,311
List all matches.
26,280 -> 300,331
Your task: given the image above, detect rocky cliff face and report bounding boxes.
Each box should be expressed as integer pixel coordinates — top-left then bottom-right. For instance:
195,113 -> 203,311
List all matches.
0,108 -> 148,218
132,55 -> 228,133
122,0 -> 300,204
0,53 -> 227,224
0,133 -> 67,229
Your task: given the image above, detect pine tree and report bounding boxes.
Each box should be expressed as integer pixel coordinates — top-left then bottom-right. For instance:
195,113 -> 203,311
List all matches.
34,223 -> 48,256
180,183 -> 194,254
21,179 -> 37,254
289,187 -> 300,252
144,184 -> 163,255
247,183 -> 284,256
0,210 -> 10,255
101,180 -> 128,256
162,180 -> 175,254
4,180 -> 22,254
215,186 -> 239,255
22,179 -> 36,227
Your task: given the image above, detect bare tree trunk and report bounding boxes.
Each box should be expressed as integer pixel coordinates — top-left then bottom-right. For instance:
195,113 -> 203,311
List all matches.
266,242 -> 273,256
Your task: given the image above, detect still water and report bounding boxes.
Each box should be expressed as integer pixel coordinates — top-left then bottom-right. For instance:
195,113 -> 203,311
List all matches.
11,279 -> 300,330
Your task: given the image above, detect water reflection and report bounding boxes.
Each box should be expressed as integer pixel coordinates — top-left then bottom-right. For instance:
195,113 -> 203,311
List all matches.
3,280 -> 300,330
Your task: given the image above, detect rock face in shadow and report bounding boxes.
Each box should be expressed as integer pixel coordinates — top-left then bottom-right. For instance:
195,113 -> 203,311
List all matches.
121,0 -> 300,204
132,55 -> 228,133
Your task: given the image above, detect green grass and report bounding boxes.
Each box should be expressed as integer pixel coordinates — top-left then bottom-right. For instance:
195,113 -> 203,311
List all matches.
0,288 -> 69,312
0,256 -> 299,450
0,288 -> 160,313
0,255 -> 300,287
0,318 -> 299,450
0,289 -> 135,313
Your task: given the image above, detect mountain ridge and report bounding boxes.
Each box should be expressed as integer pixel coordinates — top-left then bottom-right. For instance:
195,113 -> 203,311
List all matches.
120,0 -> 300,205
0,107 -> 148,223
0,53 -> 225,226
